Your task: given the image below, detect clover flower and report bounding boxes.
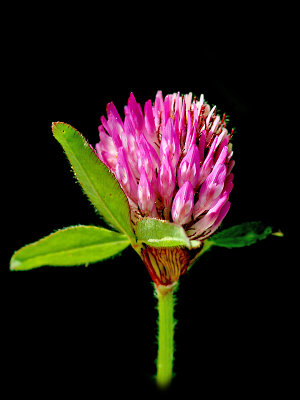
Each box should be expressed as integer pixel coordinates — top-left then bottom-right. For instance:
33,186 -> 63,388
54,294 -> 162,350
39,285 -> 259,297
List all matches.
96,91 -> 234,287
11,90 -> 277,390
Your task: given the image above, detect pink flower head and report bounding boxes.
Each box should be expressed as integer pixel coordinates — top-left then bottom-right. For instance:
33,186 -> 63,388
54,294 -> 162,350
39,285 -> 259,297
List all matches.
96,91 -> 235,243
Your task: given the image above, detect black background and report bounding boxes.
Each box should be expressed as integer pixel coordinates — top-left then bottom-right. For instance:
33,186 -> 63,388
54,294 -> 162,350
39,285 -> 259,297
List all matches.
5,4 -> 296,397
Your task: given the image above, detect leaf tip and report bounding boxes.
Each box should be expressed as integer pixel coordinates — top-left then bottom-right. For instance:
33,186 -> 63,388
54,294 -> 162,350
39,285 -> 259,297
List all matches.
52,121 -> 68,137
9,256 -> 20,271
272,229 -> 284,237
51,121 -> 58,129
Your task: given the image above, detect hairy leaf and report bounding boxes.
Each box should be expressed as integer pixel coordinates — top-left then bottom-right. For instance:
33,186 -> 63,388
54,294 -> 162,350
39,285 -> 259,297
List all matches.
210,221 -> 273,248
10,225 -> 130,271
52,122 -> 135,241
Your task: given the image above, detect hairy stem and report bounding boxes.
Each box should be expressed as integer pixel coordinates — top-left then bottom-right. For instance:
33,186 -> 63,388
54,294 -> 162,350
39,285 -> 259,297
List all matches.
155,282 -> 178,389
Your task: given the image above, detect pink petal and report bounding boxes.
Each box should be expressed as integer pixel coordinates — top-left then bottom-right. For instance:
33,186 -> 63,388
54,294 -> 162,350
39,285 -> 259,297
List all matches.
197,135 -> 218,186
154,91 -> 164,131
210,115 -> 220,134
214,146 -> 228,168
127,92 -> 144,132
98,125 -> 115,153
190,192 -> 228,237
97,149 -> 118,172
138,134 -> 157,188
177,144 -> 200,189
206,105 -> 216,127
198,130 -> 207,163
184,92 -> 193,111
160,118 -> 180,170
144,99 -> 156,139
175,92 -> 182,114
179,98 -> 186,148
158,154 -> 175,208
115,148 -> 138,203
183,110 -> 194,155
171,181 -> 194,225
106,102 -> 124,132
122,114 -> 140,178
163,95 -> 171,125
201,200 -> 231,239
100,115 -> 111,136
138,168 -> 157,216
96,126 -> 118,171
194,163 -> 226,218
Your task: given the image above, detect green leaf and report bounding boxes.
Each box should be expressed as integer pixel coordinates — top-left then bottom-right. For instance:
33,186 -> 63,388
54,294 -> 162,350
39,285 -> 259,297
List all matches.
210,221 -> 273,248
10,225 -> 130,271
135,218 -> 191,248
52,122 -> 135,241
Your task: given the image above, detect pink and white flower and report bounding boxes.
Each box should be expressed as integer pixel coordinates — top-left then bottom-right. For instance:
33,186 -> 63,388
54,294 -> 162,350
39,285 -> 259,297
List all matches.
96,91 -> 234,242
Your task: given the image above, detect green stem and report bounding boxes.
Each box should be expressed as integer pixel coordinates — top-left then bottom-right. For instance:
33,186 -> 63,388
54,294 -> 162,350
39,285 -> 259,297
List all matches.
155,282 -> 178,389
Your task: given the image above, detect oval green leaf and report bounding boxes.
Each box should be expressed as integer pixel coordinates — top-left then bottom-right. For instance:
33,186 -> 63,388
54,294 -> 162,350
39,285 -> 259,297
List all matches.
135,218 -> 191,248
52,122 -> 135,241
210,221 -> 273,248
10,225 -> 130,271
